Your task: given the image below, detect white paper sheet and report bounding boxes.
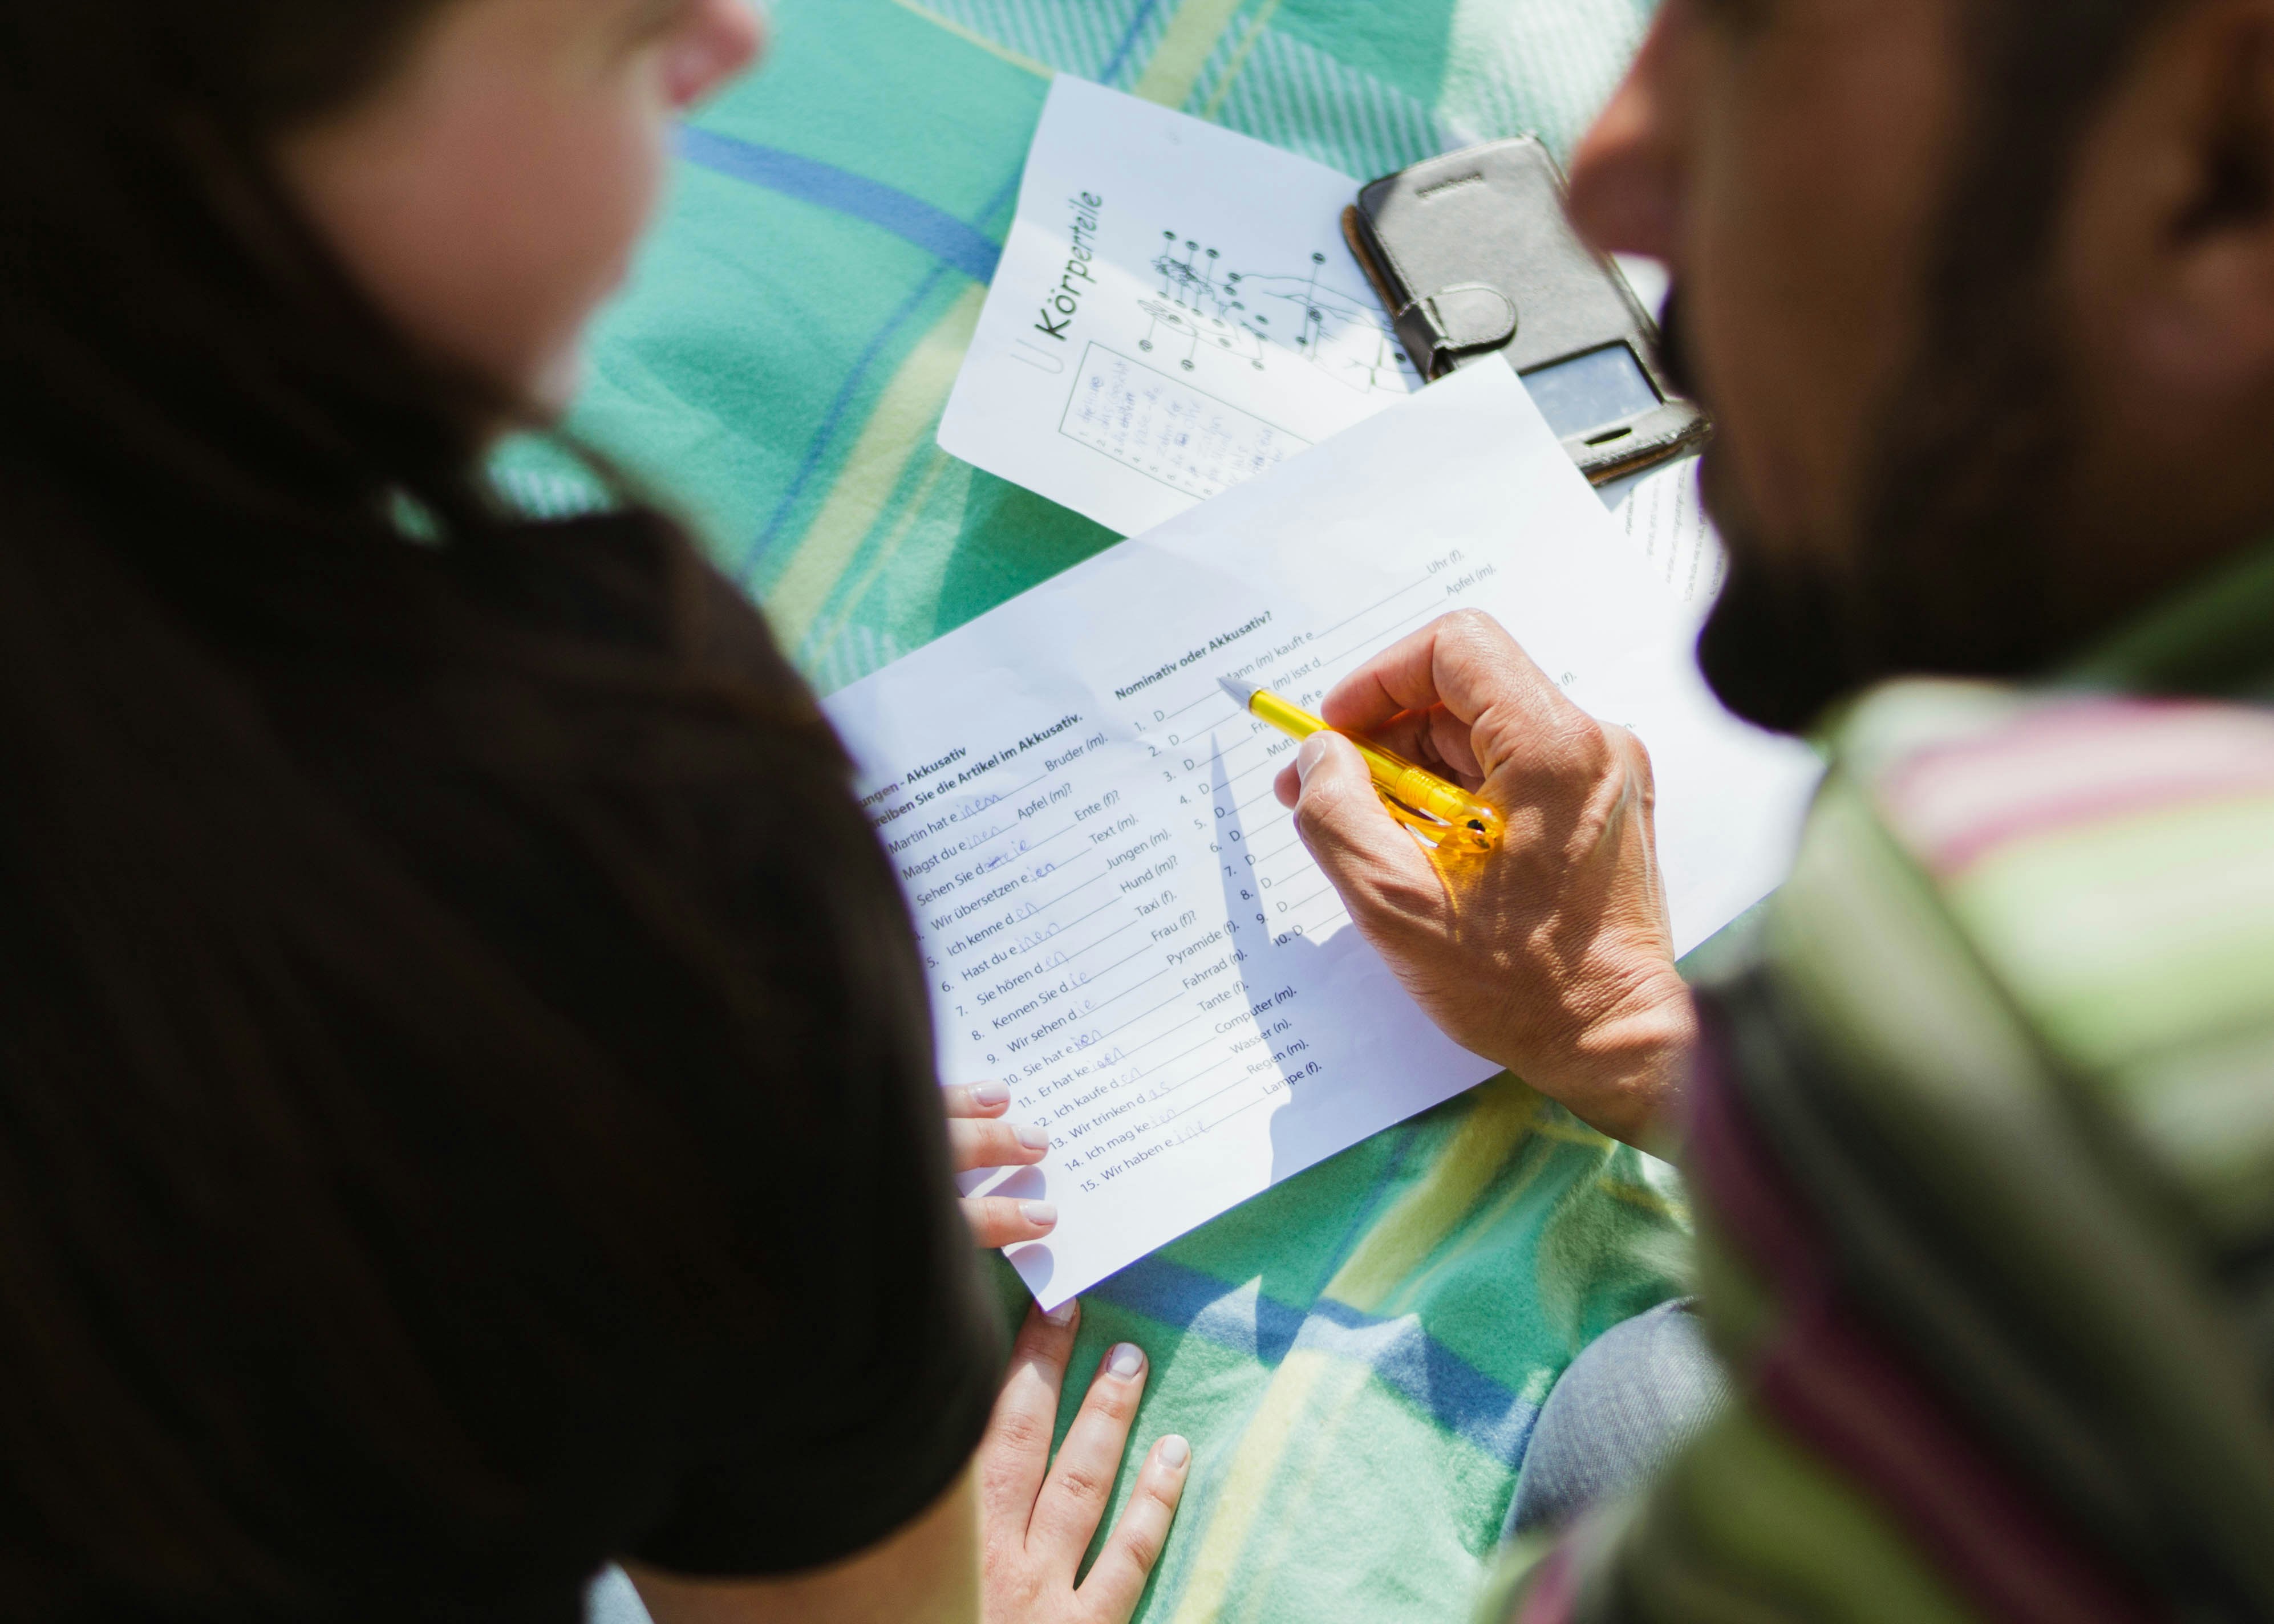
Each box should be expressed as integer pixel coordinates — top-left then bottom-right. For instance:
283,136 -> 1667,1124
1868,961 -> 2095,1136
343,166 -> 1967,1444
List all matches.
829,364 -> 1819,1308
1616,457 -> 1728,610
938,76 -> 1420,538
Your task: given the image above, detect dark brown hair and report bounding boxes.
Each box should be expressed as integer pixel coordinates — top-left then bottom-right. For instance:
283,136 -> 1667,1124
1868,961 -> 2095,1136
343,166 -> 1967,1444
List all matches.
0,2 -> 952,1612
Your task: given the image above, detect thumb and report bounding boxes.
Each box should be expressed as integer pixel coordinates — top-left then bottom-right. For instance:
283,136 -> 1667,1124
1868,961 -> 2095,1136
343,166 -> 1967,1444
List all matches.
1292,733 -> 1440,917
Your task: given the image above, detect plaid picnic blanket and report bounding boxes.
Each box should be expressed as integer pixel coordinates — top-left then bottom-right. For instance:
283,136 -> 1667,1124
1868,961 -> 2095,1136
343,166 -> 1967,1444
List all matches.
545,3 -> 1691,1620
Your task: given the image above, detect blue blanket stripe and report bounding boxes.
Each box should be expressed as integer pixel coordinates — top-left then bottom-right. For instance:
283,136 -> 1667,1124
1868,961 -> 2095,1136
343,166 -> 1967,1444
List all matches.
1101,0 -> 1166,87
1090,1256 -> 1543,1466
740,262 -> 956,575
674,126 -> 1024,574
676,126 -> 1005,283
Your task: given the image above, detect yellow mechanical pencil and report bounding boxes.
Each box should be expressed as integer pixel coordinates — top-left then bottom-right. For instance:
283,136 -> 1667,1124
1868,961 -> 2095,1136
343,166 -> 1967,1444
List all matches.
1218,677 -> 1503,854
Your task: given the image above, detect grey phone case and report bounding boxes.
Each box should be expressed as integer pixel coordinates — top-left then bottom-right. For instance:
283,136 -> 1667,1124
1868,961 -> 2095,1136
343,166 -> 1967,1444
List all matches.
1345,138 -> 1710,483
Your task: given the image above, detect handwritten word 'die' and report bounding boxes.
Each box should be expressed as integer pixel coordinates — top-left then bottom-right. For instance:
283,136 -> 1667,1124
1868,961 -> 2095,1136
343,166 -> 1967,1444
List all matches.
1035,192 -> 1103,342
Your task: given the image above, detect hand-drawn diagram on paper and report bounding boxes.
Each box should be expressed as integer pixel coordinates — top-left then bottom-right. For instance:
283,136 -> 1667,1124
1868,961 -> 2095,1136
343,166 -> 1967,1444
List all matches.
939,76 -> 1422,537
1136,238 -> 1413,395
1060,343 -> 1309,502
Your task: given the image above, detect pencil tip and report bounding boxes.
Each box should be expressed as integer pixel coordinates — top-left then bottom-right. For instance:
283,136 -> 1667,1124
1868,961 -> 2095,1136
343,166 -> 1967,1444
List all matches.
1217,675 -> 1255,709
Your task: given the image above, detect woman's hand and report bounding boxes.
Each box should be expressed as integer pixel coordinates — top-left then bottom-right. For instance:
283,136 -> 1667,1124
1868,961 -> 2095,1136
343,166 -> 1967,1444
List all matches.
980,1302 -> 1190,1623
944,1083 -> 1060,1249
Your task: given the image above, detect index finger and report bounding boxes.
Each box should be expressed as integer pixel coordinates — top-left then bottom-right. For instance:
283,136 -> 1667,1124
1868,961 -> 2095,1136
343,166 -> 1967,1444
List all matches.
943,1082 -> 1013,1120
976,1301 -> 1080,1541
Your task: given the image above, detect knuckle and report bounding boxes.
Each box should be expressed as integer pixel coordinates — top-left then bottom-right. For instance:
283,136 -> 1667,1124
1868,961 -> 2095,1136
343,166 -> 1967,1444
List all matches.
990,1408 -> 1052,1459
1054,1461 -> 1110,1505
977,1455 -> 1028,1508
1539,716 -> 1614,785
1617,726 -> 1658,791
1139,1475 -> 1182,1516
1118,1525 -> 1167,1573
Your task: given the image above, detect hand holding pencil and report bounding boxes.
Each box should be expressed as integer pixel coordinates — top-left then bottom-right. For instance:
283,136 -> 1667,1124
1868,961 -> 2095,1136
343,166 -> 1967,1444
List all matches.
1218,677 -> 1503,854
1265,610 -> 1695,1150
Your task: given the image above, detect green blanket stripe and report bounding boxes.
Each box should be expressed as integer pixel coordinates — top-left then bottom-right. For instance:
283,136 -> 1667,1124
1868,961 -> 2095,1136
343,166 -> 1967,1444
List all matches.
558,4 -> 1684,1618
1012,1081 -> 1688,1622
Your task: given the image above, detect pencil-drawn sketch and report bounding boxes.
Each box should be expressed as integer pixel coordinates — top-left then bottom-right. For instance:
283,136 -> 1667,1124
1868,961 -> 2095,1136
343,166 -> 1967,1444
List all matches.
1136,234 -> 1417,396
1059,342 -> 1311,500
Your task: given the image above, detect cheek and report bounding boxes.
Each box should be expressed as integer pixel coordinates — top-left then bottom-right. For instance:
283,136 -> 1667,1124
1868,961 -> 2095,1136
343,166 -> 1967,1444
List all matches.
449,97 -> 667,401
530,104 -> 669,328
296,81 -> 670,412
1680,7 -> 1958,551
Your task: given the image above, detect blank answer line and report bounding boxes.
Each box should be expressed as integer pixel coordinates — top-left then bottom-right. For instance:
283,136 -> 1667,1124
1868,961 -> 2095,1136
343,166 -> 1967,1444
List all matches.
1144,1046 -> 1249,1103
1305,576 -> 1435,644
1076,939 -> 1155,985
1087,968 -> 1179,1026
1154,1069 -> 1265,1128
1225,745 -> 1299,789
1202,1089 -> 1279,1134
1162,687 -> 1235,722
988,769 -> 1051,802
1281,883 -> 1336,915
1062,916 -> 1141,964
1315,600 -> 1446,675
1032,867 -> 1109,911
1116,1004 -> 1216,1060
1131,1022 -> 1222,1073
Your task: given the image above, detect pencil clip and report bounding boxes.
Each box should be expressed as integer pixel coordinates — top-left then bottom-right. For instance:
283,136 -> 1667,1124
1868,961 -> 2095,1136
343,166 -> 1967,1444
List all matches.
1374,791 -> 1452,847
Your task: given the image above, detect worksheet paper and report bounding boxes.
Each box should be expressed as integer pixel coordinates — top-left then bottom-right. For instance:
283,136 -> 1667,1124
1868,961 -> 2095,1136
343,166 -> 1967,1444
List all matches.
1618,457 -> 1726,610
829,364 -> 1820,1308
938,75 -> 1421,538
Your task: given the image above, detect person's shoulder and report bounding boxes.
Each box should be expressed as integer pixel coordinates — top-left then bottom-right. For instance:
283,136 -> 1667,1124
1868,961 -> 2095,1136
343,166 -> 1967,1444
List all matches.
1762,677 -> 2274,1200
1810,677 -> 2274,1025
485,508 -> 793,681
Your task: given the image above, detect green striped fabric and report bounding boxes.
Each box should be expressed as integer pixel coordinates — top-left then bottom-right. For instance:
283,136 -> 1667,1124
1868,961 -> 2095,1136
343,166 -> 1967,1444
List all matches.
518,4 -> 1701,1621
1481,539 -> 2274,1623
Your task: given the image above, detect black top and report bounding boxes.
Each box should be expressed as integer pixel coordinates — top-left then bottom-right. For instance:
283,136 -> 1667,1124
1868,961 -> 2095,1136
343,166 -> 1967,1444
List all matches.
0,502 -> 1005,1619
343,517 -> 1008,1605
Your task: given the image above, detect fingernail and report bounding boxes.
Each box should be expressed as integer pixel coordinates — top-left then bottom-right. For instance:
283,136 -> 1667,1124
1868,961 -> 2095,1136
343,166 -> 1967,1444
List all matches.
1296,732 -> 1332,785
1045,1299 -> 1078,1326
1021,1200 -> 1058,1228
1108,1342 -> 1145,1379
971,1082 -> 1011,1108
1015,1122 -> 1051,1150
1157,1434 -> 1190,1469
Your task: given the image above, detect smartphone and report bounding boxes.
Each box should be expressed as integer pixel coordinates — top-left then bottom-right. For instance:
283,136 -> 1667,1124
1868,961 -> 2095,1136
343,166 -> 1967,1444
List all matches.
1344,138 -> 1710,484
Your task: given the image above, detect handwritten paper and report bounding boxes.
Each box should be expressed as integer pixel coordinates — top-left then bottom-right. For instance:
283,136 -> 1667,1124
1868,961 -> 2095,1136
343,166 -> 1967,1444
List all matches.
830,364 -> 1819,1308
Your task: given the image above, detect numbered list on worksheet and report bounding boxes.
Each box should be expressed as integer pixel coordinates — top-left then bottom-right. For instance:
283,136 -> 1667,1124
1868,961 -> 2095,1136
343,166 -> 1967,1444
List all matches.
826,364 -> 1820,1306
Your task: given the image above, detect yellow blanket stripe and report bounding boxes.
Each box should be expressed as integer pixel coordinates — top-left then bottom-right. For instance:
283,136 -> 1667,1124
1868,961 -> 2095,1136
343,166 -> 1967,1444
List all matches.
1324,1077 -> 1546,1315
1133,0 -> 1252,109
1165,1349 -> 1347,1624
762,285 -> 987,649
886,0 -> 1056,80
1197,0 -> 1284,121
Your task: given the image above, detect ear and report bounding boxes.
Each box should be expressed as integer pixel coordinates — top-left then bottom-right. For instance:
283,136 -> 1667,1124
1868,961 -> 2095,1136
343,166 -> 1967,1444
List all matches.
2070,1 -> 2274,419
